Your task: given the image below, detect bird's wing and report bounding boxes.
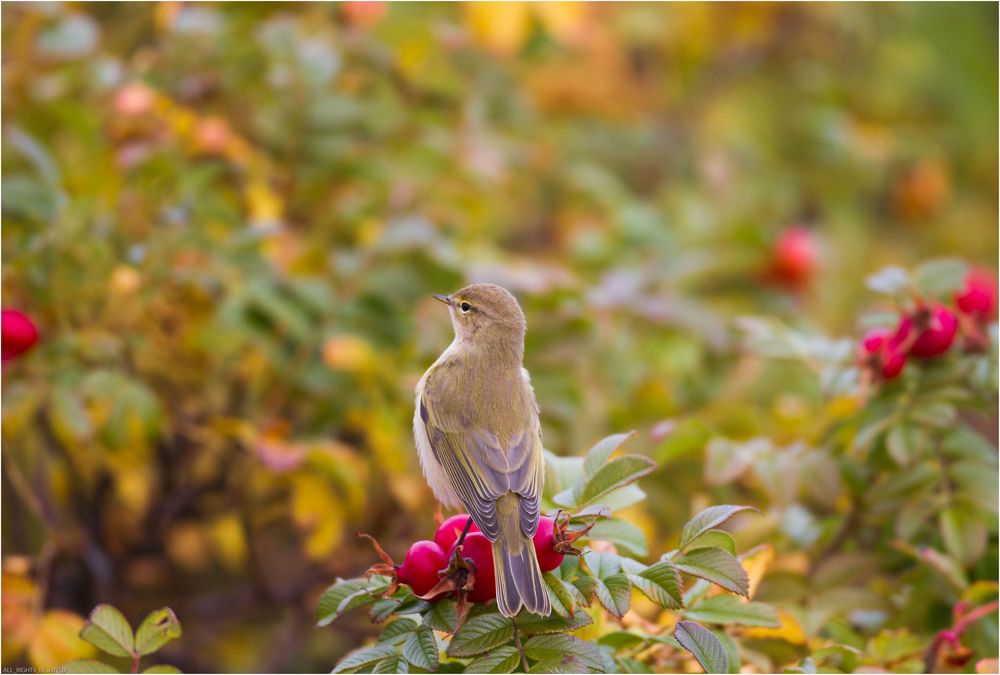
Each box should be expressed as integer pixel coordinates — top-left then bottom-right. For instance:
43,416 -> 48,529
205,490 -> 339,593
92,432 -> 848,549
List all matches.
419,372 -> 543,541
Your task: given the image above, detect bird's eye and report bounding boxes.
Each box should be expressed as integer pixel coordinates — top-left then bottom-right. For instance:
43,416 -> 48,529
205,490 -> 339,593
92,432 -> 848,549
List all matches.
460,302 -> 472,313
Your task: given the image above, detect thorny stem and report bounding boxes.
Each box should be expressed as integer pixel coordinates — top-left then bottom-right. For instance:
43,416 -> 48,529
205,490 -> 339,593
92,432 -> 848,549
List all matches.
131,652 -> 140,674
511,617 -> 529,673
923,600 -> 999,673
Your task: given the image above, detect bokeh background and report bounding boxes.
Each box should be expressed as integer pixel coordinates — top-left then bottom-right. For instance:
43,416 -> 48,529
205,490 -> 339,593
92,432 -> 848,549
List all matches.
2,2 -> 997,673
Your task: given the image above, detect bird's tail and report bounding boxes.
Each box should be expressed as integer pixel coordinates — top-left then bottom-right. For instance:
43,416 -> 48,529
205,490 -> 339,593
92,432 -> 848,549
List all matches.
493,494 -> 551,617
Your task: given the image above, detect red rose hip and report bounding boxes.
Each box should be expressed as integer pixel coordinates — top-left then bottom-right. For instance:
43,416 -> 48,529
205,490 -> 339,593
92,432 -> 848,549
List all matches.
896,306 -> 958,358
860,328 -> 906,379
770,227 -> 819,287
956,270 -> 997,320
2,310 -> 38,362
397,540 -> 447,597
532,516 -> 564,573
434,514 -> 479,552
450,532 -> 495,603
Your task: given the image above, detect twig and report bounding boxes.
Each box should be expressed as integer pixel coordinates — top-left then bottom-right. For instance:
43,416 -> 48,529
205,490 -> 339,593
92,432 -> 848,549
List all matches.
923,600 -> 999,673
511,616 -> 529,673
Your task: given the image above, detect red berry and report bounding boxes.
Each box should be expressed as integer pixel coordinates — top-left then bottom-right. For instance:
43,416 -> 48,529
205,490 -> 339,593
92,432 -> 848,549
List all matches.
956,270 -> 997,320
341,1 -> 387,28
532,517 -> 564,573
434,514 -> 479,552
450,532 -> 495,603
860,328 -> 907,379
770,227 -> 819,287
896,306 -> 958,358
397,540 -> 447,597
2,310 -> 38,362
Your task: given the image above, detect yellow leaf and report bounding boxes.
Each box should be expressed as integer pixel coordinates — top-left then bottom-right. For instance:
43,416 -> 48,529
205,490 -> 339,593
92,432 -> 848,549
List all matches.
208,514 -> 247,571
465,2 -> 531,55
534,2 -> 588,44
2,572 -> 38,661
740,544 -> 775,599
743,609 -> 807,645
28,610 -> 96,670
322,334 -> 375,373
245,181 -> 283,224
290,474 -> 345,560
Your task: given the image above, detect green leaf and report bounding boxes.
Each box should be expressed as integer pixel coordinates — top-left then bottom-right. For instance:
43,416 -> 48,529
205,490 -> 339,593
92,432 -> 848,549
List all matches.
674,621 -> 729,674
423,598 -> 458,633
583,432 -> 635,482
402,625 -> 438,671
866,266 -> 910,295
683,596 -> 779,627
632,561 -> 684,609
333,644 -> 399,674
464,646 -> 521,673
680,506 -> 756,549
940,504 -> 988,567
371,655 -> 409,674
61,660 -> 120,674
142,667 -> 182,674
524,634 -> 604,671
597,631 -> 647,652
515,609 -> 593,635
134,608 -> 182,656
684,530 -> 737,556
595,573 -> 631,619
317,578 -> 374,626
80,604 -> 135,658
914,258 -> 967,296
910,402 -> 957,428
378,618 -> 418,645
578,455 -> 657,507
543,572 -> 576,618
675,548 -> 749,597
886,424 -> 927,466
587,518 -> 648,557
448,612 -> 514,657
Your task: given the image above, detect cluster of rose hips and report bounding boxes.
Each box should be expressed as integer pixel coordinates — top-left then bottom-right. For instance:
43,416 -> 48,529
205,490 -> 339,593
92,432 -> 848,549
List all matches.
859,270 -> 996,381
363,514 -> 572,604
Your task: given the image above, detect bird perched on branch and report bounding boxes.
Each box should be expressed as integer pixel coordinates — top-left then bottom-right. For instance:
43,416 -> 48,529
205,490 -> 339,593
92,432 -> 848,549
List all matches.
414,283 -> 550,617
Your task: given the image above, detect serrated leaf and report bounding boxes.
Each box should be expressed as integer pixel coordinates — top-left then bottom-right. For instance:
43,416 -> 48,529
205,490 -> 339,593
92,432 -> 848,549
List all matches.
632,560 -> 684,609
464,646 -> 521,673
80,605 -> 134,658
371,655 -> 408,674
675,621 -> 728,674
447,613 -> 514,657
61,660 -> 120,674
142,667 -> 182,674
515,609 -> 593,634
685,530 -> 737,556
524,634 -> 604,671
595,573 -> 631,619
683,595 -> 779,627
866,266 -> 910,295
578,455 -> 657,506
317,579 -> 374,626
543,572 -> 574,617
423,598 -> 458,633
378,618 -> 418,644
587,518 -> 648,557
402,625 -> 438,671
583,432 -> 635,482
914,259 -> 967,296
680,506 -> 756,549
332,644 -> 399,674
134,608 -> 181,656
675,548 -> 749,596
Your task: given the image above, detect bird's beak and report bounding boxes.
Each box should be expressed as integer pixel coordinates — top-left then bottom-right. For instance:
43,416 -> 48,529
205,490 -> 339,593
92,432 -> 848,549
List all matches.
432,294 -> 452,306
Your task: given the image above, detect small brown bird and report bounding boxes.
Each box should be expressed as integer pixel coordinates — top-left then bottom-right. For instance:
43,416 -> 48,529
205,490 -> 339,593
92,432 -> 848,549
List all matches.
414,283 -> 550,617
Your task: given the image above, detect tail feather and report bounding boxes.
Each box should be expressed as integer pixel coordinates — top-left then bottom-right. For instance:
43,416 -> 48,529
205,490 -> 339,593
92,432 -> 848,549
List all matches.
493,496 -> 551,617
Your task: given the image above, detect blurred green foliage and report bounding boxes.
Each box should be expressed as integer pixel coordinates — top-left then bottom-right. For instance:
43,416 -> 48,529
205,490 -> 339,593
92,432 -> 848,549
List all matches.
1,2 -> 996,673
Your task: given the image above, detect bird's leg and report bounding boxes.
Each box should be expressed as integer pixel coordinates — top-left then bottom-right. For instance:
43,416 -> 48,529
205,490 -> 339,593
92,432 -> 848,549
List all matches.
453,516 -> 475,550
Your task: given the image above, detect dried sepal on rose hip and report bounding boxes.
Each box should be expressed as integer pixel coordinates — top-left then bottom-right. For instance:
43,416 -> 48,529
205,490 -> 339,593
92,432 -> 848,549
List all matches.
549,509 -> 605,557
357,533 -> 449,599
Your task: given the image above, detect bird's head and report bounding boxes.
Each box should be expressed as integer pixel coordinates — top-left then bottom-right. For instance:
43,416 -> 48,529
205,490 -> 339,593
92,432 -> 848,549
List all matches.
433,283 -> 526,344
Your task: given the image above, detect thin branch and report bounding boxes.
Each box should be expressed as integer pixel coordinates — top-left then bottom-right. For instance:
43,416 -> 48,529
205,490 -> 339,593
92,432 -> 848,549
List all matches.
511,616 -> 529,673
